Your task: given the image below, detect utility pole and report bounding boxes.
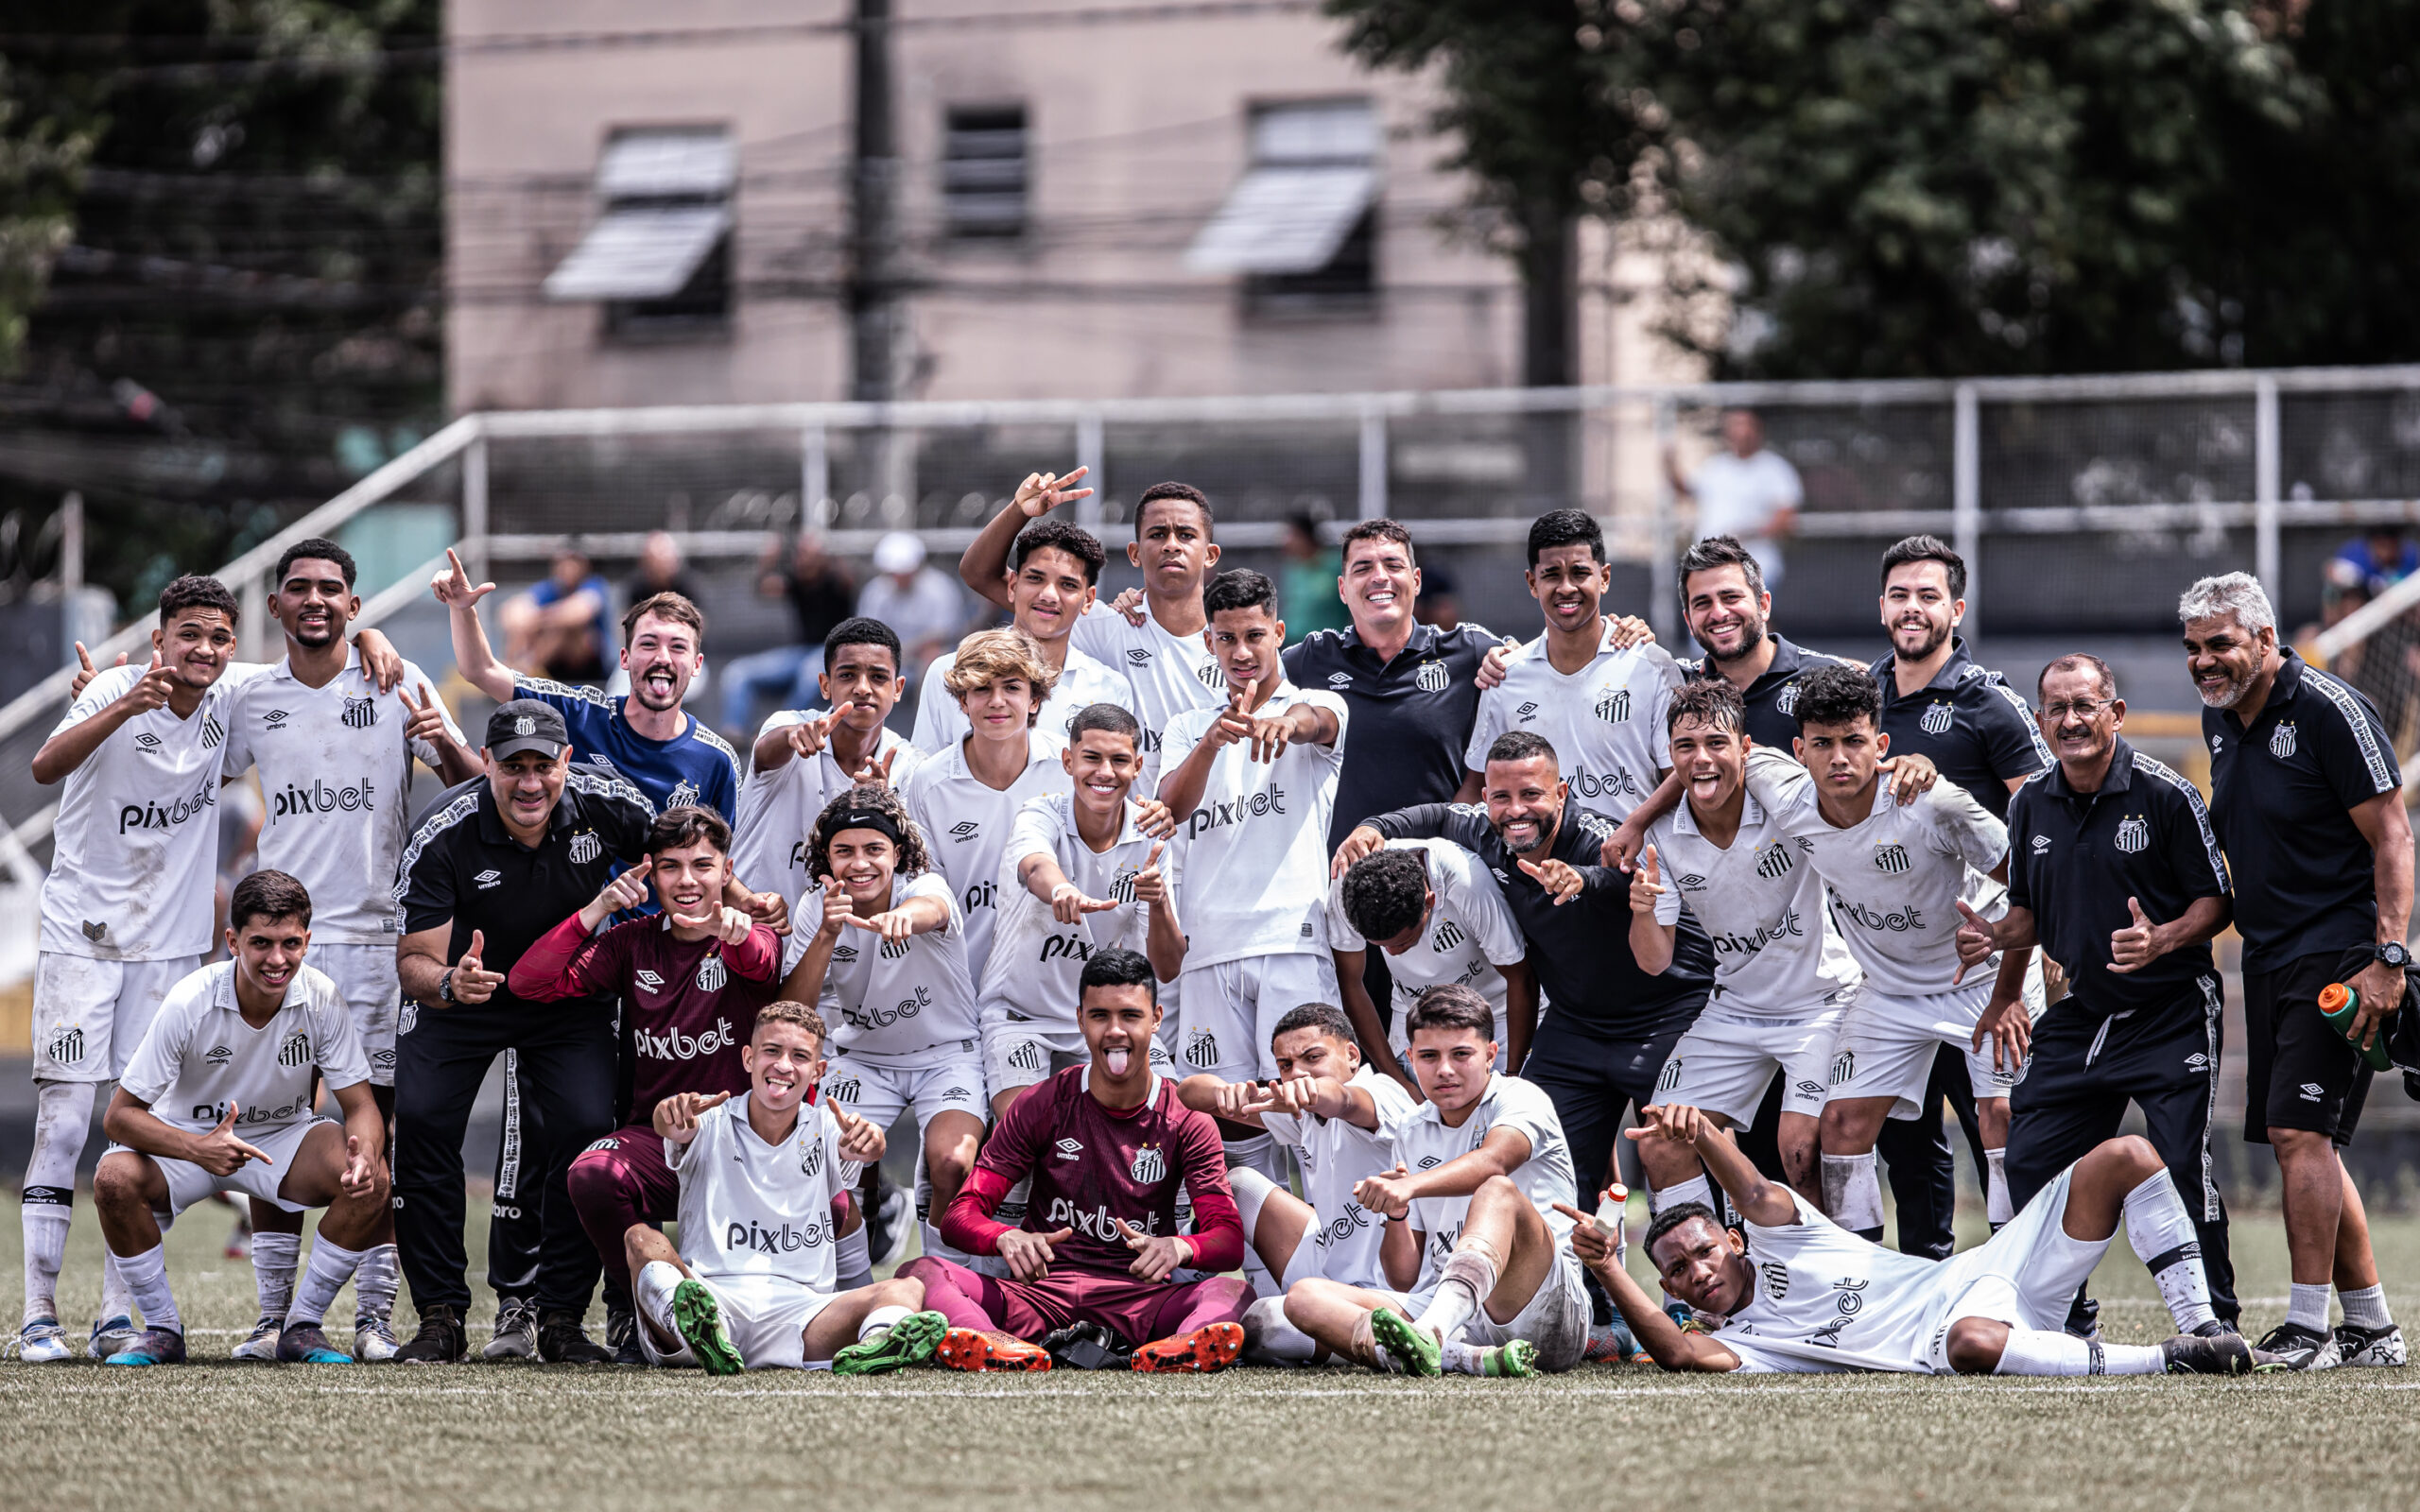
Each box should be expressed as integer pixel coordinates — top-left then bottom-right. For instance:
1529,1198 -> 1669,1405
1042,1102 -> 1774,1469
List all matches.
850,0 -> 900,404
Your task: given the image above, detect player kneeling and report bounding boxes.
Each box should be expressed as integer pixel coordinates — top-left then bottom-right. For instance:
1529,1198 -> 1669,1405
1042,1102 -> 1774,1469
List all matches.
1572,1104 -> 2279,1377
1177,1003 -> 1417,1364
628,1001 -> 947,1375
901,948 -> 1252,1373
1283,985 -> 1591,1378
91,870 -> 389,1365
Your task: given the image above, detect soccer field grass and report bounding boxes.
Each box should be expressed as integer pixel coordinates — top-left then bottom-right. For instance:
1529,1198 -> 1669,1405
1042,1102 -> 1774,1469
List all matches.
4,1195 -> 2416,1512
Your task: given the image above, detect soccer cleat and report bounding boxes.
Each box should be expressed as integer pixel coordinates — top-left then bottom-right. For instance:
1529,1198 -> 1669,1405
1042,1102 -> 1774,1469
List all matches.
1475,1339 -> 1540,1379
6,1318 -> 73,1364
670,1282 -> 743,1376
2254,1321 -> 2342,1372
1581,1318 -> 1635,1366
393,1305 -> 468,1365
482,1297 -> 539,1360
1131,1321 -> 1244,1374
1368,1308 -> 1443,1378
87,1314 -> 139,1360
537,1312 -> 616,1365
2332,1322 -> 2407,1367
2160,1331 -> 2261,1375
936,1328 -> 1052,1372
2191,1318 -> 2240,1339
276,1322 -> 354,1364
354,1316 -> 401,1363
103,1328 -> 186,1366
231,1314 -> 285,1361
834,1309 -> 949,1376
606,1307 -> 644,1366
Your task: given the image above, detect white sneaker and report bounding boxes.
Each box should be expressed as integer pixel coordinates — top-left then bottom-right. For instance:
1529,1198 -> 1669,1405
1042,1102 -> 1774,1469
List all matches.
2334,1323 -> 2408,1367
231,1314 -> 285,1361
481,1298 -> 538,1361
354,1316 -> 402,1363
7,1318 -> 73,1364
87,1314 -> 138,1360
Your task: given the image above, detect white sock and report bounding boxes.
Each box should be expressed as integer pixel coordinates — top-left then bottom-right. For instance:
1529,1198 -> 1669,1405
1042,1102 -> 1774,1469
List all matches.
1984,1148 -> 2012,1227
1994,1326 -> 2161,1376
1415,1248 -> 1497,1341
836,1220 -> 873,1292
251,1231 -> 301,1321
2288,1281 -> 2333,1332
353,1244 -> 400,1327
1649,1175 -> 1712,1216
1821,1151 -> 1885,1235
113,1245 -> 181,1337
99,1250 -> 133,1323
289,1238 -> 366,1329
1241,1296 -> 1318,1365
1221,1134 -> 1283,1187
1442,1339 -> 1487,1375
633,1261 -> 683,1335
2120,1172 -> 2215,1332
856,1303 -> 910,1342
2339,1283 -> 2394,1332
21,1081 -> 94,1325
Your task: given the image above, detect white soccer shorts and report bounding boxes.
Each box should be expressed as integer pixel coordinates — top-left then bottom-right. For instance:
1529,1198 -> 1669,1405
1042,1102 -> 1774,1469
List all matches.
308,941 -> 402,1087
979,1008 -> 1173,1097
637,1273 -> 838,1372
1919,1168 -> 2099,1372
107,1115 -> 331,1218
32,951 -> 203,1083
819,1043 -> 989,1130
1174,954 -> 1340,1084
1828,980 -> 2016,1119
1229,1165 -> 1330,1292
1654,1006 -> 1844,1126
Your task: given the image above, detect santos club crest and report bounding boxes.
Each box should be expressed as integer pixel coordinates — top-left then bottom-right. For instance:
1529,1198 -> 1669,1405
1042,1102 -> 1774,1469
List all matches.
1873,843 -> 1910,875
1130,1143 -> 1167,1183
1921,702 -> 1953,735
568,831 -> 601,865
2270,722 -> 2297,759
2114,816 -> 2150,854
1416,661 -> 1449,694
1595,689 -> 1633,724
697,954 -> 728,992
1776,681 -> 1801,716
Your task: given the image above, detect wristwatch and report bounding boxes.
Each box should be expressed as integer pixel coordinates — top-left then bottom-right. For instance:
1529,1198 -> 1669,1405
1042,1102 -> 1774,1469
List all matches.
440,968 -> 457,1004
2376,942 -> 2411,971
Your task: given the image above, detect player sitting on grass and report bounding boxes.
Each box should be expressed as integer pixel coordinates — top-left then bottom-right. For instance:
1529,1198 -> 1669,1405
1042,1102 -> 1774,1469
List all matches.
1570,1102 -> 2276,1376
1281,984 -> 1592,1377
628,1000 -> 947,1375
1177,1003 -> 1419,1363
901,948 -> 1253,1373
90,870 -> 389,1365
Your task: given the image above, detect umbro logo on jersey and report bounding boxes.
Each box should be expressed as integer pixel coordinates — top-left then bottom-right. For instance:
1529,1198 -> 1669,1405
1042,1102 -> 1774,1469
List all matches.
1676,870 -> 1708,889
205,1044 -> 232,1066
569,831 -> 601,865
1432,919 -> 1465,953
133,731 -> 163,752
833,945 -> 859,962
1326,672 -> 1353,689
1873,843 -> 1911,874
1921,702 -> 1953,735
1131,1144 -> 1167,1182
949,821 -> 979,841
1416,661 -> 1449,694
1125,648 -> 1151,666
2115,816 -> 2150,853
475,869 -> 503,888
1055,1138 -> 1085,1160
697,955 -> 727,992
2209,734 -> 2224,753
1795,1079 -> 1825,1100
339,696 -> 377,730
264,709 -> 291,727
1754,846 -> 1792,881
1594,689 -> 1632,724
2271,722 -> 2298,759
277,1031 -> 311,1069
2031,834 -> 2052,854
2185,1053 -> 2210,1071
2300,1082 -> 2325,1101
635,970 -> 665,992
1516,701 -> 1540,723
1416,1155 -> 1442,1170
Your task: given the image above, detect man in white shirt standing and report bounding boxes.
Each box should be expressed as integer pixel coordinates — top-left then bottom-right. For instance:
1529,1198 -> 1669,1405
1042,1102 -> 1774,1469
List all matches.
1157,570 -> 1346,1183
915,518 -> 1133,754
1668,407 -> 1803,589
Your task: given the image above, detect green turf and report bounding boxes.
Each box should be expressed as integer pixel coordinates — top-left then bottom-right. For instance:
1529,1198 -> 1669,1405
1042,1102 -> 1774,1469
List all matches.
3,1192 -> 2416,1511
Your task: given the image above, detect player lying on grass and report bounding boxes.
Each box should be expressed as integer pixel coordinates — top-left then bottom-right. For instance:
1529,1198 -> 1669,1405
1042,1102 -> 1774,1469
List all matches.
1177,1003 -> 1418,1362
1281,985 -> 1593,1377
900,948 -> 1253,1373
1570,1103 -> 2277,1376
91,870 -> 389,1366
628,1000 -> 948,1375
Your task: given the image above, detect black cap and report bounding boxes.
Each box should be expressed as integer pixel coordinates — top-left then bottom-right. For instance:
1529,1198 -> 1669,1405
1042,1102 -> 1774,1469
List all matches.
486,699 -> 568,761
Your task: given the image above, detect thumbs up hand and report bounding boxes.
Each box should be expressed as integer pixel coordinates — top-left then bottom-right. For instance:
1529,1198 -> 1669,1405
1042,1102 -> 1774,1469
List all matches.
2106,896 -> 2165,974
449,929 -> 503,1005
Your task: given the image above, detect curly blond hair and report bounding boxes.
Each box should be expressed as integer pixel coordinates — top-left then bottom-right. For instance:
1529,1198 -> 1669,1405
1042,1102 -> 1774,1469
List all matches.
942,627 -> 1060,727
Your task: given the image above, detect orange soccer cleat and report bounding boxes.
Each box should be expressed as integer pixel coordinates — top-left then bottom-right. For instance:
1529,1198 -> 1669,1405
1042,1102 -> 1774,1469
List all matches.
936,1328 -> 1053,1373
1131,1321 -> 1244,1374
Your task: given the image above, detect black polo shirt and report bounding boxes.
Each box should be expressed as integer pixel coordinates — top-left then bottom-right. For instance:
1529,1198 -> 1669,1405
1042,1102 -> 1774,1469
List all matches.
1370,799 -> 1712,1040
1683,633 -> 1865,752
1871,639 -> 2050,821
397,764 -> 657,1013
2007,737 -> 2229,1014
2203,649 -> 2401,975
1286,621 -> 1500,850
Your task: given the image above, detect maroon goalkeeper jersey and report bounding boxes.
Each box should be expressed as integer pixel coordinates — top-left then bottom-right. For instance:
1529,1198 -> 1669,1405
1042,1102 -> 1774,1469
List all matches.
945,1064 -> 1240,1276
507,913 -> 781,1110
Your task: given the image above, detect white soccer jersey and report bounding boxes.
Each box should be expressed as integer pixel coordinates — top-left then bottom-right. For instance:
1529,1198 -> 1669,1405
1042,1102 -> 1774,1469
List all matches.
1465,626 -> 1683,821
42,661 -> 267,960
1326,836 -> 1525,1022
219,650 -> 463,943
901,736 -> 1071,980
1743,748 -> 2009,1000
119,960 -> 368,1136
1392,1072 -> 1576,1290
1711,1192 -> 1958,1373
735,717 -> 923,910
1070,599 -> 1226,789
1258,1064 -> 1420,1289
788,870 -> 980,1057
975,794 -> 1174,1033
1646,788 -> 1858,1018
668,1091 -> 858,1291
1161,683 -> 1348,969
910,643 -> 1135,756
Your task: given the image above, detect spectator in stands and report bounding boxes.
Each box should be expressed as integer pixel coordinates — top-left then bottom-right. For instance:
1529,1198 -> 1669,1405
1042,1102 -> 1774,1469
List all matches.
856,530 -> 966,679
1415,565 -> 1463,631
2320,527 -> 2420,746
1667,406 -> 1802,590
501,547 -> 614,685
624,530 -> 705,610
1279,513 -> 1350,639
719,531 -> 859,739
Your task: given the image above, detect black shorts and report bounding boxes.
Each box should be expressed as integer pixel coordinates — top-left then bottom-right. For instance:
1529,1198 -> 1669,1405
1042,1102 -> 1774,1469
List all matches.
2242,949 -> 2374,1147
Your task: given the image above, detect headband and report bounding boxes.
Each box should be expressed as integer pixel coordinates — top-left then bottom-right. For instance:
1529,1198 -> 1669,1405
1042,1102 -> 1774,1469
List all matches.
828,808 -> 907,850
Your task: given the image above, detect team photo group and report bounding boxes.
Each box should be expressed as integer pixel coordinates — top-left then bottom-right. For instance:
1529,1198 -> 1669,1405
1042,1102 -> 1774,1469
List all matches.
14,457 -> 2411,1384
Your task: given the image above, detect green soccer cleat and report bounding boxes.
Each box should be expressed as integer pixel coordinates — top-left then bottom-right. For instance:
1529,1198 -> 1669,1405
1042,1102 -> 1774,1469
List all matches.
1478,1339 -> 1540,1378
1369,1307 -> 1442,1378
672,1280 -> 743,1377
833,1309 -> 948,1376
